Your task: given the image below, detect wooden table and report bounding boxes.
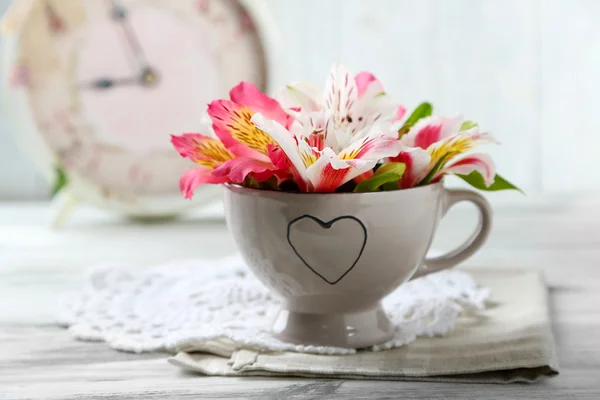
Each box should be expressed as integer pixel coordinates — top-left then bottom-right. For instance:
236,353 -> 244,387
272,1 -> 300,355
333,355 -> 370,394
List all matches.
1,198 -> 599,399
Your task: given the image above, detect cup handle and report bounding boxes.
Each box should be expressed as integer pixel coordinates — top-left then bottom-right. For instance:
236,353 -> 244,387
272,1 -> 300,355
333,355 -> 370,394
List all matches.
410,188 -> 493,280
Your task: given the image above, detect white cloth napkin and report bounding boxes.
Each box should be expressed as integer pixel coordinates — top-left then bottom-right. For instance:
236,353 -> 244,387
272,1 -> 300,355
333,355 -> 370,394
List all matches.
58,256 -> 558,383
58,255 -> 490,355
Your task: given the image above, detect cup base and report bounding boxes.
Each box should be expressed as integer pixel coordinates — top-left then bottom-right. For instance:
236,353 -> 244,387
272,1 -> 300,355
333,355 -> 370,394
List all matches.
272,303 -> 394,349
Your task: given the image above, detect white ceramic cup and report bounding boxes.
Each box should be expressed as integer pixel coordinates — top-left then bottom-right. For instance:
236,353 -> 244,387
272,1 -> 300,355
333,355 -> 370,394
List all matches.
224,181 -> 492,348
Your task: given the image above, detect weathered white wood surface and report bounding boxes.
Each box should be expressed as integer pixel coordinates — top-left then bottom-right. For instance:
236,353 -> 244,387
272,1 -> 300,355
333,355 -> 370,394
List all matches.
0,198 -> 599,399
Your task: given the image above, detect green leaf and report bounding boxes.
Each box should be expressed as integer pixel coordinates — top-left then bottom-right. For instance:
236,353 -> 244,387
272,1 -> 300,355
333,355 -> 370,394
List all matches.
404,102 -> 433,128
417,153 -> 452,186
51,165 -> 68,198
354,162 -> 406,193
460,120 -> 478,131
381,181 -> 399,191
398,102 -> 433,138
456,171 -> 525,193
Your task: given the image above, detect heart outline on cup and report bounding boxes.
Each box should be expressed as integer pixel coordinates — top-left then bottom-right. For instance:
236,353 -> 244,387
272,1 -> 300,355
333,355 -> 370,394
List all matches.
286,215 -> 368,285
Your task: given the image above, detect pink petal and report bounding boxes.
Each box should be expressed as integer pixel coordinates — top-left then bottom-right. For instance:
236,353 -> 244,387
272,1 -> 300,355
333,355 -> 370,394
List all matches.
251,113 -> 311,183
338,130 -> 404,161
179,168 -> 226,199
353,169 -> 374,183
170,134 -> 234,167
306,148 -> 376,192
207,99 -> 273,160
355,71 -> 379,97
212,158 -> 274,183
389,147 -> 432,188
229,81 -> 293,128
312,163 -> 351,192
434,153 -> 496,186
267,144 -> 291,169
393,105 -> 407,122
401,116 -> 462,150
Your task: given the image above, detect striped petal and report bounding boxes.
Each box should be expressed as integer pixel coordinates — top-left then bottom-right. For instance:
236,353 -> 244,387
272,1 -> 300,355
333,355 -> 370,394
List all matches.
250,113 -> 311,184
427,127 -> 495,171
307,148 -> 377,192
325,63 -> 359,130
434,153 -> 496,186
401,116 -> 463,150
337,123 -> 403,161
208,99 -> 274,159
389,147 -> 432,188
171,134 -> 234,168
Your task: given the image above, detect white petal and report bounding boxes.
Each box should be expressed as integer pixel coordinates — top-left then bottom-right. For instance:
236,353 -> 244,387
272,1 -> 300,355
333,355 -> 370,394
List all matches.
324,62 -> 359,129
436,152 -> 496,186
250,113 -> 310,181
274,81 -> 323,111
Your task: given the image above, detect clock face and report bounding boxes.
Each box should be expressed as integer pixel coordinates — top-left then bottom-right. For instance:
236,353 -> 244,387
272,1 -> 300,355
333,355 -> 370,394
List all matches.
11,0 -> 267,198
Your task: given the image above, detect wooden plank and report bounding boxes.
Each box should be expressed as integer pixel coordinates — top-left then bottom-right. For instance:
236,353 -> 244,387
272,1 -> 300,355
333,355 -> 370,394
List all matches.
1,202 -> 600,398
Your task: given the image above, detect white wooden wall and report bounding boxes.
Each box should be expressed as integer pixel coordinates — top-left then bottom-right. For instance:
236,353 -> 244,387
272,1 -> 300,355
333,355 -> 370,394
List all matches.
1,0 -> 599,199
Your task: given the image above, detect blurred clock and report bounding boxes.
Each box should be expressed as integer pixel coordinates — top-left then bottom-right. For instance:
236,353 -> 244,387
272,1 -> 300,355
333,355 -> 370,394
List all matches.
1,0 -> 280,222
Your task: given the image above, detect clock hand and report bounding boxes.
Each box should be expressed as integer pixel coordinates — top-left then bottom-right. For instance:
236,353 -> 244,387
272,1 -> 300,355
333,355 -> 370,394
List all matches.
108,0 -> 153,80
80,76 -> 139,90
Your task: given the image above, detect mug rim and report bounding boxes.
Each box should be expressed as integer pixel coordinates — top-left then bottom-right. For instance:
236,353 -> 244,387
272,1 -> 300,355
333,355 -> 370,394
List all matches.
223,179 -> 444,197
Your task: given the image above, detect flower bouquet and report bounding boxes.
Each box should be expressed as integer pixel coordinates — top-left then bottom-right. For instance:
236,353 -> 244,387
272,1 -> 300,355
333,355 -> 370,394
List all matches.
171,63 -> 521,197
170,63 -> 521,348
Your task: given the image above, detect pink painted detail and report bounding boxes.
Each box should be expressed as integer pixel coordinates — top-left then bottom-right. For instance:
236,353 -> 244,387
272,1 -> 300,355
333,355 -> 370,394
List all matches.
196,0 -> 210,13
54,111 -> 77,136
76,6 -> 221,154
85,150 -> 102,172
239,11 -> 254,32
45,3 -> 66,33
9,65 -> 29,88
129,163 -> 141,181
141,171 -> 153,186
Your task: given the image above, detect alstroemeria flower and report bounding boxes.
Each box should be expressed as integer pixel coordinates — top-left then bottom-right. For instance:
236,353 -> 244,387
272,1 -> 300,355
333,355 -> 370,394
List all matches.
171,133 -> 235,199
207,81 -> 295,183
391,116 -> 497,188
275,63 -> 405,148
251,113 -> 404,192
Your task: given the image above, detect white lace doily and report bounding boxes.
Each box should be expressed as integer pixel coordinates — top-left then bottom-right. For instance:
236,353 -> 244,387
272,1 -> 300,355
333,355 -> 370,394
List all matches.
57,255 -> 491,355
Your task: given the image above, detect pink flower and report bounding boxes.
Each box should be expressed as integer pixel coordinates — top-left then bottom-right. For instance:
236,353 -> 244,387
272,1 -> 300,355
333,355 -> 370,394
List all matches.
390,116 -> 497,188
207,81 -> 294,183
172,82 -> 299,198
275,63 -> 405,141
251,112 -> 404,192
171,133 -> 234,199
